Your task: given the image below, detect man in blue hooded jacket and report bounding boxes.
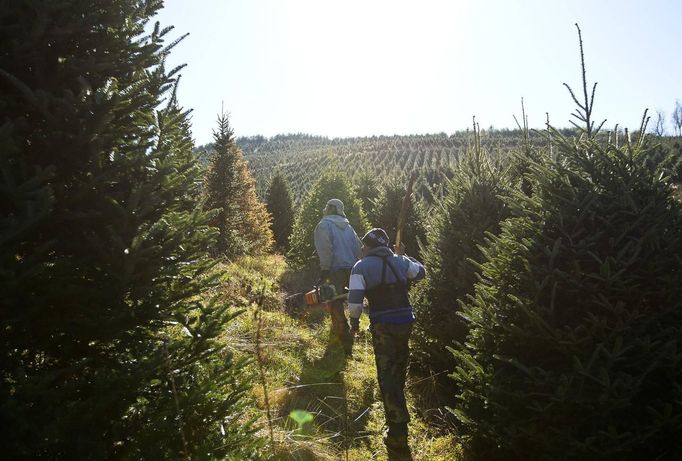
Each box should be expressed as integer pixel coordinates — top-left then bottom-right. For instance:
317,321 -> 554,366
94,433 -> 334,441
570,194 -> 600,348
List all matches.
347,228 -> 425,460
314,198 -> 362,356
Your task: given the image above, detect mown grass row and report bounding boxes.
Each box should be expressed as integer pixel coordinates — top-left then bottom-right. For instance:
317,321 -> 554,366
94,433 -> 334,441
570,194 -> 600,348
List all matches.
211,254 -> 461,460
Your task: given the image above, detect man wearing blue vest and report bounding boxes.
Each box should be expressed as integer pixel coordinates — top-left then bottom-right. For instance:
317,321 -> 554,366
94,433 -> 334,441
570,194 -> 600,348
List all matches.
347,228 -> 426,461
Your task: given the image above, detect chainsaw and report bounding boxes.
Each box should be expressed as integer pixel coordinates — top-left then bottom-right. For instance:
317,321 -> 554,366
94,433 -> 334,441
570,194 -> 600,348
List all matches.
304,280 -> 347,305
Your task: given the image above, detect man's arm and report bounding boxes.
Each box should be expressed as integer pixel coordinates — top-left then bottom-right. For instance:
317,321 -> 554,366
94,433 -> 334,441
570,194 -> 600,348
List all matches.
347,264 -> 366,332
314,222 -> 333,271
405,256 -> 426,281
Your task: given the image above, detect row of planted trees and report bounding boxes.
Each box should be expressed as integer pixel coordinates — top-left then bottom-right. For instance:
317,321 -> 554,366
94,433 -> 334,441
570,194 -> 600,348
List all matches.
262,31 -> 682,460
265,165 -> 428,265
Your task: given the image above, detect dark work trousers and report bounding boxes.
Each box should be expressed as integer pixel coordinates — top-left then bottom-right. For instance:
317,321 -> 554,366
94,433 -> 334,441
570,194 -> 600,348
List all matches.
328,269 -> 353,356
371,322 -> 413,424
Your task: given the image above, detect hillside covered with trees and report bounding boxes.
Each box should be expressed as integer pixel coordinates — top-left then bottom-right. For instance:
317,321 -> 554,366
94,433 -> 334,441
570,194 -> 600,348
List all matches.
197,128 -> 681,207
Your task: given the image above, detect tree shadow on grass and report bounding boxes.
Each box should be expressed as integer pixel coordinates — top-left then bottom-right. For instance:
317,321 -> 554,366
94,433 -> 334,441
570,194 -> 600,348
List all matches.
277,331 -> 383,460
280,331 -> 348,431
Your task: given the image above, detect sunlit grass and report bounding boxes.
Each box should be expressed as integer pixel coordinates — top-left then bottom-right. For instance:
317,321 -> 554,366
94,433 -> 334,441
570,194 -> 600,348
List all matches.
210,254 -> 463,460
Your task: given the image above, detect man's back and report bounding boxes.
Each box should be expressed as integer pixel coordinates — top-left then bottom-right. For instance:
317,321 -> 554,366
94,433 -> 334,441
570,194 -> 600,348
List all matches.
314,214 -> 361,271
348,245 -> 425,325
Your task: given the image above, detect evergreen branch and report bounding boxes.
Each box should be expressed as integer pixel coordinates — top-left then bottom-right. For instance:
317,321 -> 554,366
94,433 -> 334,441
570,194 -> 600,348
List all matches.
569,120 -> 583,131
167,63 -> 187,79
152,20 -> 161,37
162,32 -> 190,58
164,341 -> 190,461
0,68 -> 56,124
589,82 -> 598,118
594,119 -> 607,135
637,109 -> 650,147
513,114 -> 523,131
575,23 -> 593,136
563,83 -> 585,111
158,25 -> 175,38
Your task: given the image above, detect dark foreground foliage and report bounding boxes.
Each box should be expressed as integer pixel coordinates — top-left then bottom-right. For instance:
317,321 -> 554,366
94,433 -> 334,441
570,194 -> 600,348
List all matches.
0,1 -> 262,458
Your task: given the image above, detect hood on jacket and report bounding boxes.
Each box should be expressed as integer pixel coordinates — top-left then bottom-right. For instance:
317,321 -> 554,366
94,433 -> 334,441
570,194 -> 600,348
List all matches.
322,214 -> 350,229
366,246 -> 394,258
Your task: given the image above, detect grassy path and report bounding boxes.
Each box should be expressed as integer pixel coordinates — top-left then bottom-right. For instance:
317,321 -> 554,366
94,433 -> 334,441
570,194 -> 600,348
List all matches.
218,255 -> 461,460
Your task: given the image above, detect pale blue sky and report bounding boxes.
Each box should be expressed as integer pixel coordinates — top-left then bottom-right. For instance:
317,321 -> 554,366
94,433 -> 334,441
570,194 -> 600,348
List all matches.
155,0 -> 681,145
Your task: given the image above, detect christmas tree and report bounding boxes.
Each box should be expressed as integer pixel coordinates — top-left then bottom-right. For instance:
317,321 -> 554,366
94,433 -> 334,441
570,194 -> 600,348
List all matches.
411,132 -> 511,398
266,171 -> 294,252
451,29 -> 682,460
204,111 -> 273,258
0,2 -> 261,458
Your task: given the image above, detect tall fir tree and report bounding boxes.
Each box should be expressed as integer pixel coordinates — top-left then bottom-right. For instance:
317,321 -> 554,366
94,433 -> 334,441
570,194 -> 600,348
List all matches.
287,170 -> 368,268
369,176 -> 426,258
204,111 -> 273,258
452,124 -> 682,461
451,32 -> 682,459
0,2 -> 261,458
411,141 -> 511,399
353,167 -> 380,214
265,170 -> 294,252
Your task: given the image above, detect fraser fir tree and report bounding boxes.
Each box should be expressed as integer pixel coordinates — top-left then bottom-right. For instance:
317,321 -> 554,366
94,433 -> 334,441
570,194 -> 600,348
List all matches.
287,170 -> 368,268
204,111 -> 273,258
370,176 -> 426,258
353,167 -> 380,213
0,2 -> 261,458
452,123 -> 682,461
265,171 -> 294,252
411,138 -> 511,397
451,29 -> 682,460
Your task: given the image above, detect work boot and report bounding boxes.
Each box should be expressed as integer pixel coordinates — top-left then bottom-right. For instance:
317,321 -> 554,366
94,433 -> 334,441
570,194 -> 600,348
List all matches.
384,423 -> 412,461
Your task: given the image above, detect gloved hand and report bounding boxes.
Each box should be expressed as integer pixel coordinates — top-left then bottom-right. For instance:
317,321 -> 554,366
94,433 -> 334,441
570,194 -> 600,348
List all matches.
320,269 -> 330,280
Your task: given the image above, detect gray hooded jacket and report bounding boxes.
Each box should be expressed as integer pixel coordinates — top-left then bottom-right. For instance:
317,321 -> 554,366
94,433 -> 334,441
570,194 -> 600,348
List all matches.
314,215 -> 362,271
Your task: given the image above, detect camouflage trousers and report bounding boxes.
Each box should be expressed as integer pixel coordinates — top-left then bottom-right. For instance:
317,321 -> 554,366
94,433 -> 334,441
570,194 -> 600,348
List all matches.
371,322 -> 413,425
328,269 -> 353,355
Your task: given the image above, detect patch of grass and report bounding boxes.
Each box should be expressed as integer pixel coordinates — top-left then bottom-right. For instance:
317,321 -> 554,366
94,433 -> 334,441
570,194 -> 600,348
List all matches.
211,254 -> 463,460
